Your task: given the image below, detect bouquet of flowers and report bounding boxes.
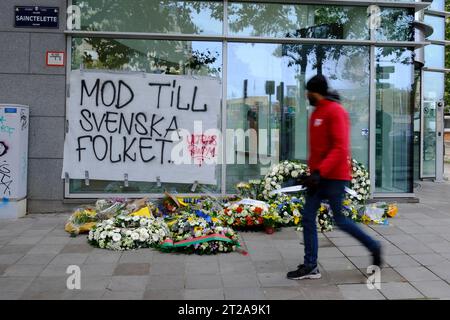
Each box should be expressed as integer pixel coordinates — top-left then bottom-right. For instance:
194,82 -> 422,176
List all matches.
64,206 -> 98,235
262,161 -> 309,199
161,211 -> 240,254
360,202 -> 398,224
262,210 -> 283,234
236,179 -> 265,200
88,215 -> 170,251
317,204 -> 334,232
342,199 -> 363,223
217,202 -> 267,229
269,195 -> 303,227
95,198 -> 128,219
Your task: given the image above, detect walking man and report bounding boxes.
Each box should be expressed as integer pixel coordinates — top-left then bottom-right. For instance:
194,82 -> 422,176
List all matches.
287,75 -> 382,280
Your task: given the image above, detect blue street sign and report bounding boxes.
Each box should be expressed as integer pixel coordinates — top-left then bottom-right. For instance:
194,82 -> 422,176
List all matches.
15,6 -> 59,29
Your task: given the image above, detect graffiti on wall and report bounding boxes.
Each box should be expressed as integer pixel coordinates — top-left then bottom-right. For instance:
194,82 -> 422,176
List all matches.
0,161 -> 12,196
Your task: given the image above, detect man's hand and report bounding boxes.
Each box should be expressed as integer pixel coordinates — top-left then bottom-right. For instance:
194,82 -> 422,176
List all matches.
303,171 -> 321,195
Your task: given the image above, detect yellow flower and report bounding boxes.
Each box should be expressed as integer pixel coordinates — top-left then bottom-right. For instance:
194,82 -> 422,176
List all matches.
85,209 -> 97,216
212,217 -> 219,223
387,205 -> 398,218
362,215 -> 372,225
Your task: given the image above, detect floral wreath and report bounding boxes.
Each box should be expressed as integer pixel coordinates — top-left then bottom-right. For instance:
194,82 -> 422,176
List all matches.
348,159 -> 370,203
262,161 -> 309,200
161,211 -> 240,254
88,215 -> 170,251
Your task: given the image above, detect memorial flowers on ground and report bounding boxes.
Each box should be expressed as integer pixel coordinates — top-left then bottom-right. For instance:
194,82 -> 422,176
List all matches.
161,210 -> 240,255
217,202 -> 266,229
349,159 -> 371,203
269,195 -> 303,227
88,215 -> 170,251
72,158 -> 399,253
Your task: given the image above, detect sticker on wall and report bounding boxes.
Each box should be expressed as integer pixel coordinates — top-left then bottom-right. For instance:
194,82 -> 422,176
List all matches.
46,51 -> 65,67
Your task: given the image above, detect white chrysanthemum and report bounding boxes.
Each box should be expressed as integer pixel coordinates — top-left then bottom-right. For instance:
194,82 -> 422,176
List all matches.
131,232 -> 139,240
112,233 -> 121,242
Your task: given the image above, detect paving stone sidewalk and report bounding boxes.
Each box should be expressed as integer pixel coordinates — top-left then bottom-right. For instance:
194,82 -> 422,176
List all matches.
1,181 -> 450,300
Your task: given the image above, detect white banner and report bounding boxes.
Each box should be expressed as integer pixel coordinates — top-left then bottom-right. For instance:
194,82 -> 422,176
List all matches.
62,70 -> 221,185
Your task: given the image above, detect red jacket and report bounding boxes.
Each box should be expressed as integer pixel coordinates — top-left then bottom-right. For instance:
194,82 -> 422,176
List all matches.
308,99 -> 352,181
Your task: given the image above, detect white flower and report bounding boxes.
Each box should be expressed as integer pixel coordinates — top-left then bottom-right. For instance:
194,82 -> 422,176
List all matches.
291,171 -> 299,178
131,232 -> 139,240
112,233 -> 121,242
100,232 -> 107,239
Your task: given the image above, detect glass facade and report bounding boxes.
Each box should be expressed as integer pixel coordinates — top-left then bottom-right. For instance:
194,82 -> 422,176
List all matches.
227,3 -> 369,39
67,1 -> 420,196
419,1 -> 448,179
376,7 -> 415,41
375,47 -> 414,193
422,71 -> 445,178
226,42 -> 370,192
73,0 -> 223,35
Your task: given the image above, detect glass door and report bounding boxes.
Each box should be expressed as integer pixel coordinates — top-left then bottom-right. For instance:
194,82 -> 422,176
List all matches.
420,71 -> 445,178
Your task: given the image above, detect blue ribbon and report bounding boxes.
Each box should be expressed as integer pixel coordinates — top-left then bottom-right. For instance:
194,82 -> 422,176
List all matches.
195,210 -> 212,223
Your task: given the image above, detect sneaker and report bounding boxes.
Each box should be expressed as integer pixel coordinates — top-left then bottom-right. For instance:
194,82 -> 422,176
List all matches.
372,244 -> 383,268
287,264 -> 322,280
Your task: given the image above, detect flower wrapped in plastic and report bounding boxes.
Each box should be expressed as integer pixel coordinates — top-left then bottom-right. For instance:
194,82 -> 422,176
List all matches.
65,206 -> 98,235
94,198 -> 128,220
236,179 -> 265,200
88,215 -> 170,251
161,211 -> 240,255
361,203 -> 389,225
386,203 -> 398,218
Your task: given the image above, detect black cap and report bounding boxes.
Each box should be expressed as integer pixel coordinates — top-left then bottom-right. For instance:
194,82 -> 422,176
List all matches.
306,74 -> 329,96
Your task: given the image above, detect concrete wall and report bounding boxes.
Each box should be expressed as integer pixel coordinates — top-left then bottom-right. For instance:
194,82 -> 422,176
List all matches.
0,0 -> 71,213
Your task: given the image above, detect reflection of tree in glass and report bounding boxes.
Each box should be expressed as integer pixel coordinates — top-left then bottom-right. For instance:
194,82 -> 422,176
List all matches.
377,8 -> 414,42
73,1 -> 415,78
226,3 -> 414,81
73,0 -> 221,75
